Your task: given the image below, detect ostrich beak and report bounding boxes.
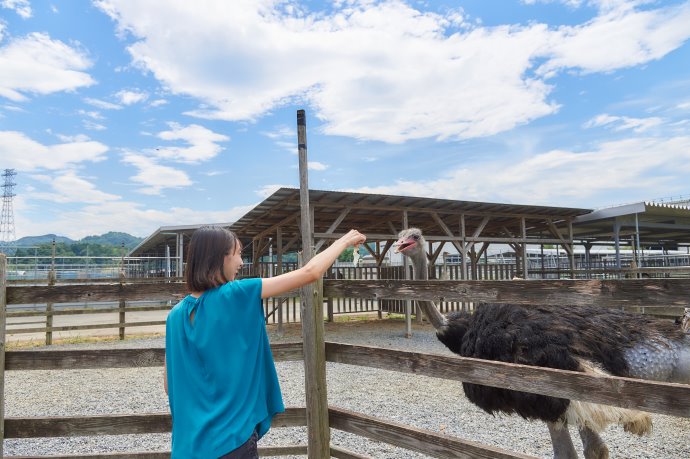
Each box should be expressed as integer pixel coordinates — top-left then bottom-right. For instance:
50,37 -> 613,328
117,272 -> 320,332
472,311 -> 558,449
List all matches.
394,237 -> 416,254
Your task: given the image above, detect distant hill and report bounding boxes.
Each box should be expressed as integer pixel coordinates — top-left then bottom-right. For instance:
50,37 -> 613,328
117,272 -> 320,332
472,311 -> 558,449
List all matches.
80,232 -> 143,249
14,232 -> 143,249
15,234 -> 74,246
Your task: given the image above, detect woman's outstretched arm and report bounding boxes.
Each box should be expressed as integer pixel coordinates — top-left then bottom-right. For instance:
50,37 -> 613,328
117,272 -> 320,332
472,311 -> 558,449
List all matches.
261,229 -> 365,299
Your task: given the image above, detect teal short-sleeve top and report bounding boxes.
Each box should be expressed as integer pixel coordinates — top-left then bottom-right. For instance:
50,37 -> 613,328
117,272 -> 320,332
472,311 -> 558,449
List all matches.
165,277 -> 284,458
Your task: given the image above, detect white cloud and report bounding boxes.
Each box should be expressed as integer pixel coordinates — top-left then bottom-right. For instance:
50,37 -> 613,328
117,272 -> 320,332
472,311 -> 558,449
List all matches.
1,0 -> 32,18
95,0 -> 690,143
115,89 -> 148,105
15,200 -> 254,239
29,171 -> 120,204
353,135 -> 690,207
539,2 -> 690,75
0,32 -> 94,101
154,122 -> 229,162
584,113 -> 663,132
122,152 -> 192,195
78,109 -> 104,120
308,161 -> 328,171
83,120 -> 107,131
256,184 -> 291,198
149,98 -> 168,107
261,126 -> 296,140
0,130 -> 108,171
55,133 -> 91,143
84,97 -> 122,110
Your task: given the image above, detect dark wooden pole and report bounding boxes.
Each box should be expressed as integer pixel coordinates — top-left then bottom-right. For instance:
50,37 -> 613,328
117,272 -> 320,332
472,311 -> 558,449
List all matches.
297,109 -> 330,458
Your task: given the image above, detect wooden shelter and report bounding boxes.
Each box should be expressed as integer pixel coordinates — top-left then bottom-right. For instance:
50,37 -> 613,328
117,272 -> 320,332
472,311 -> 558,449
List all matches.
227,187 -> 592,278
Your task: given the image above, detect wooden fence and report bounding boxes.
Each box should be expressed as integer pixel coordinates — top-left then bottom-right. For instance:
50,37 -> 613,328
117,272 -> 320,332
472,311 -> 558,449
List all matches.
8,263 -> 689,345
2,257 -> 690,457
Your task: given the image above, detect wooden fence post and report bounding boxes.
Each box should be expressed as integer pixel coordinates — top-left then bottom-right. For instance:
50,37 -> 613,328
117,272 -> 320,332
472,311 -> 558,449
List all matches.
297,109 -> 330,458
0,253 -> 7,456
327,296 -> 333,323
118,270 -> 126,340
45,270 -> 55,345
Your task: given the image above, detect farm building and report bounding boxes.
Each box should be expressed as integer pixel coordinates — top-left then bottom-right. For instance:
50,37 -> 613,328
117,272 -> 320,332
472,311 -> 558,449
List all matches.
129,188 -> 690,279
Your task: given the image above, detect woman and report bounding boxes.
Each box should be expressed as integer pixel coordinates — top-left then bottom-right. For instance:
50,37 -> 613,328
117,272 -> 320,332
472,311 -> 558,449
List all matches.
164,225 -> 366,458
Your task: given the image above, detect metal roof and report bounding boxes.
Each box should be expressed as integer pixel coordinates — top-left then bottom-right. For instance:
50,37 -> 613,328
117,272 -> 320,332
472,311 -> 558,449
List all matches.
572,202 -> 690,246
129,189 -> 690,260
129,222 -> 234,257
228,187 -> 591,247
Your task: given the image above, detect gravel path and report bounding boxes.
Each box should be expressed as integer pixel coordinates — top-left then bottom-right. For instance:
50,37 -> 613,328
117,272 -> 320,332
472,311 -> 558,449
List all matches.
4,318 -> 689,458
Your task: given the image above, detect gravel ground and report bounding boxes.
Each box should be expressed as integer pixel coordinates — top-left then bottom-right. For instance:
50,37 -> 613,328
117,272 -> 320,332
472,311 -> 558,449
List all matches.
4,318 -> 689,458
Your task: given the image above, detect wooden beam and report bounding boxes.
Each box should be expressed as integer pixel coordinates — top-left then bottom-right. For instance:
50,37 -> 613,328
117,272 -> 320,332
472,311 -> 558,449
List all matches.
7,283 -> 187,305
254,214 -> 299,241
378,240 -> 394,267
325,343 -> 690,418
431,212 -> 463,254
465,216 -> 490,254
323,278 -> 690,308
3,408 -> 307,439
4,343 -> 304,371
329,407 -> 534,459
292,200 -> 582,221
428,242 -> 446,266
315,207 -> 352,252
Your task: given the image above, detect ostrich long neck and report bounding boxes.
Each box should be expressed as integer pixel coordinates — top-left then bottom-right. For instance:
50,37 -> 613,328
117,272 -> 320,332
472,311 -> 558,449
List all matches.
409,250 -> 448,330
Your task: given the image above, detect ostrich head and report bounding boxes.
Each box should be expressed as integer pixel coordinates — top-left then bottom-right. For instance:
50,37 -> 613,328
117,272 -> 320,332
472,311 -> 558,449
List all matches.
394,228 -> 427,272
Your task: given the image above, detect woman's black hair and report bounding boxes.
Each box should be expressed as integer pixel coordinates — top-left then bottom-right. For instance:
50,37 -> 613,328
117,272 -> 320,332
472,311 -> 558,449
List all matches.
185,226 -> 239,292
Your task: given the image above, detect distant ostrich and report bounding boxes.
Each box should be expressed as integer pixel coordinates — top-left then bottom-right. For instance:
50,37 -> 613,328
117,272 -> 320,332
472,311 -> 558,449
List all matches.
394,228 -> 690,459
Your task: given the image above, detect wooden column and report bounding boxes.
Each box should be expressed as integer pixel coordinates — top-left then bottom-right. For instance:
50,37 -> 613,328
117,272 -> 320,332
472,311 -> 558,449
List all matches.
568,219 -> 576,278
276,227 -> 284,334
521,217 -> 529,279
0,253 -> 6,456
46,269 -> 55,345
119,271 -> 126,340
297,109 -> 329,458
46,240 -> 57,345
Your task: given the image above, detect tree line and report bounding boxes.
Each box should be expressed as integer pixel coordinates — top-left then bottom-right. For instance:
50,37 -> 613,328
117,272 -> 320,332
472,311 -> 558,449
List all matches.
12,242 -> 129,264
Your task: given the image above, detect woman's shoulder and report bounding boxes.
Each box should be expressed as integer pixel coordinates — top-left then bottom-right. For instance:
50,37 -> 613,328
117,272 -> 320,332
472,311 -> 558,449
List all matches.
169,295 -> 195,313
217,277 -> 262,297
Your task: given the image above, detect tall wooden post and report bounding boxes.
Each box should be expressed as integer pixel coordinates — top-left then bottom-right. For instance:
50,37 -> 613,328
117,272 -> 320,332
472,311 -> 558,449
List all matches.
276,227 -> 284,335
0,253 -> 7,457
297,109 -> 330,458
46,239 -> 56,345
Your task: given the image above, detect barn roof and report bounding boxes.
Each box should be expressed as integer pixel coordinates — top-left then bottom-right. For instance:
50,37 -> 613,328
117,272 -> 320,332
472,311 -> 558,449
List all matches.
228,187 -> 591,249
572,201 -> 690,247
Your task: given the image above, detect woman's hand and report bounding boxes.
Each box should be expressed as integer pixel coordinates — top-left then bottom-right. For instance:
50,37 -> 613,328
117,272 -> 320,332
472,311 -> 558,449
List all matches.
338,229 -> 366,250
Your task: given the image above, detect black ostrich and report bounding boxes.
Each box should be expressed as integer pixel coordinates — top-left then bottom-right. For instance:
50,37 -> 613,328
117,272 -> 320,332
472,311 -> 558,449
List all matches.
394,228 -> 690,459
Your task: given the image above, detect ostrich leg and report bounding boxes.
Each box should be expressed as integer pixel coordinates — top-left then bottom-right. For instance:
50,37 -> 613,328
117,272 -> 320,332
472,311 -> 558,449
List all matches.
578,427 -> 609,459
547,422 -> 578,459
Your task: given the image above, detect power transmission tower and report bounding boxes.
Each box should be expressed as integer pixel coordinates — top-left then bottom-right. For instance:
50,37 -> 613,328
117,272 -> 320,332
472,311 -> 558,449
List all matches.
1,168 -> 17,246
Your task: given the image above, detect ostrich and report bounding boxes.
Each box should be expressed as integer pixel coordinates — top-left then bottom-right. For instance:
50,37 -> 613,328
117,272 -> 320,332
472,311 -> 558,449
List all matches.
394,228 -> 690,459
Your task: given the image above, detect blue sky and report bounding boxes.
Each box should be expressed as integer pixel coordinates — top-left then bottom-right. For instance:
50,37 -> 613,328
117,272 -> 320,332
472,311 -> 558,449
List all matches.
1,0 -> 689,240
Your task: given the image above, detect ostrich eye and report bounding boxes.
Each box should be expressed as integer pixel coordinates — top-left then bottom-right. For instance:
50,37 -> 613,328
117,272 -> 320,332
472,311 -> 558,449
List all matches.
412,235 -> 419,240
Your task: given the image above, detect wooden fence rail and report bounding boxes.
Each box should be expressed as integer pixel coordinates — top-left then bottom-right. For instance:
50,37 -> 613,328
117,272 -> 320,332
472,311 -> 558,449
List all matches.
324,278 -> 690,308
8,278 -> 690,308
